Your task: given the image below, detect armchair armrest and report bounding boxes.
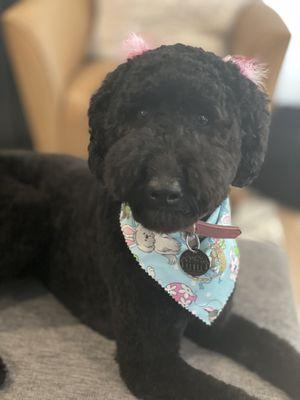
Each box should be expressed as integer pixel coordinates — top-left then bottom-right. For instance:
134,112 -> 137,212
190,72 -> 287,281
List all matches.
2,0 -> 93,151
229,2 -> 290,98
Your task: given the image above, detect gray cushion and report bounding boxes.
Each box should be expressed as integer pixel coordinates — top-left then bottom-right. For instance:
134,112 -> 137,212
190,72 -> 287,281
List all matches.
0,240 -> 299,399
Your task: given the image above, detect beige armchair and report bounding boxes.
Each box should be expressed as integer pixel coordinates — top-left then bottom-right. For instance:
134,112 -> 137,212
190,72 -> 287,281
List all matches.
2,0 -> 290,158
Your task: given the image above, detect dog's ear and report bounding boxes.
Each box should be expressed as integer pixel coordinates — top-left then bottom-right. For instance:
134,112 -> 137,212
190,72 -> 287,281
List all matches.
88,63 -> 129,179
224,60 -> 271,188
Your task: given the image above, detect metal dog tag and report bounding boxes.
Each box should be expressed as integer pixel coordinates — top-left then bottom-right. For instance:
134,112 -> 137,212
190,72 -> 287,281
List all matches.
180,249 -> 210,277
180,232 -> 210,277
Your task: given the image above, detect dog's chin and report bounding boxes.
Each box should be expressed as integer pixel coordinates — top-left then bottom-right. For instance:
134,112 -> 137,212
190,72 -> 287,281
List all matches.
131,208 -> 198,234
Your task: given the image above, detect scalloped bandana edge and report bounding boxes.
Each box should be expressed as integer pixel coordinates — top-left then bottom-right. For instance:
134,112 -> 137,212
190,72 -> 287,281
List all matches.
120,198 -> 239,325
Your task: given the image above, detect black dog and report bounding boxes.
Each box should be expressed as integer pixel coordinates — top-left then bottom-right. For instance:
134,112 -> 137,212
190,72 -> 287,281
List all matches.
0,44 -> 299,399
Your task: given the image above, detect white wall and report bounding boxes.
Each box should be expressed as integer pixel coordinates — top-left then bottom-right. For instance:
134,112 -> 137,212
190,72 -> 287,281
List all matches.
264,0 -> 300,106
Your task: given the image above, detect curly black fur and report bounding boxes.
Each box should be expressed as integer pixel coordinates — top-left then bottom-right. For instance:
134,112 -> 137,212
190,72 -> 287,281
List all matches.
0,358 -> 7,387
0,45 -> 299,400
89,44 -> 270,232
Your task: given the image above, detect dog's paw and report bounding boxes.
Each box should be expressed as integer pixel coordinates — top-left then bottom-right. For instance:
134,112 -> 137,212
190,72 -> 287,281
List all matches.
140,387 -> 258,400
122,359 -> 258,400
0,358 -> 7,388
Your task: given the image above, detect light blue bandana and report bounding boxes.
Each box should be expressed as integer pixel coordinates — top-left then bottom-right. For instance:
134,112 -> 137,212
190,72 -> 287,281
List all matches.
120,198 -> 239,325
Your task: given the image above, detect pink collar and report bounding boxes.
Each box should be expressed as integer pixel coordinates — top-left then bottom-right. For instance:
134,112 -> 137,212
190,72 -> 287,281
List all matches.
185,219 -> 241,239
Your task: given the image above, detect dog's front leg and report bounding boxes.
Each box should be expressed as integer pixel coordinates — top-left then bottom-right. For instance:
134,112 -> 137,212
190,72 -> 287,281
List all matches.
0,358 -> 7,388
186,313 -> 300,399
109,269 -> 258,400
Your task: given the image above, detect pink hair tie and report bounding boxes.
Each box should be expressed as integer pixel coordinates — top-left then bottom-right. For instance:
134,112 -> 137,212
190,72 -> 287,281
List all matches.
223,55 -> 267,88
122,33 -> 152,59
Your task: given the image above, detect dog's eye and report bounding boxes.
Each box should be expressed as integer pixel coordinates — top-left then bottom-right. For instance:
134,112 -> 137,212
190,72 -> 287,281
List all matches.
137,110 -> 148,119
197,114 -> 209,126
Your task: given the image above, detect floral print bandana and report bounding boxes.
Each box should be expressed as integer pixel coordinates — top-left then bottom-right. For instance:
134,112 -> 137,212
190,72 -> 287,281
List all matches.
120,198 -> 239,325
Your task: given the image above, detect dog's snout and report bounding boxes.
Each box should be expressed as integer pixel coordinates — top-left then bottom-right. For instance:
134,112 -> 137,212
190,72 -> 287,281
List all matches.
147,178 -> 182,206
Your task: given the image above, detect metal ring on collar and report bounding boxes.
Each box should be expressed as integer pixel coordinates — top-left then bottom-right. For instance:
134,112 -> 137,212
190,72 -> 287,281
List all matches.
185,232 -> 200,253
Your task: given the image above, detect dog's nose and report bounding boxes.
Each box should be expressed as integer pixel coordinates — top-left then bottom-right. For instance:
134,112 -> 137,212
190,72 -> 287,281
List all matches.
147,178 -> 182,206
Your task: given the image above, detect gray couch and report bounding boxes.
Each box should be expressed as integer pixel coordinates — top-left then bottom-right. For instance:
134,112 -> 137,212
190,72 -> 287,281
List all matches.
0,240 -> 299,399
